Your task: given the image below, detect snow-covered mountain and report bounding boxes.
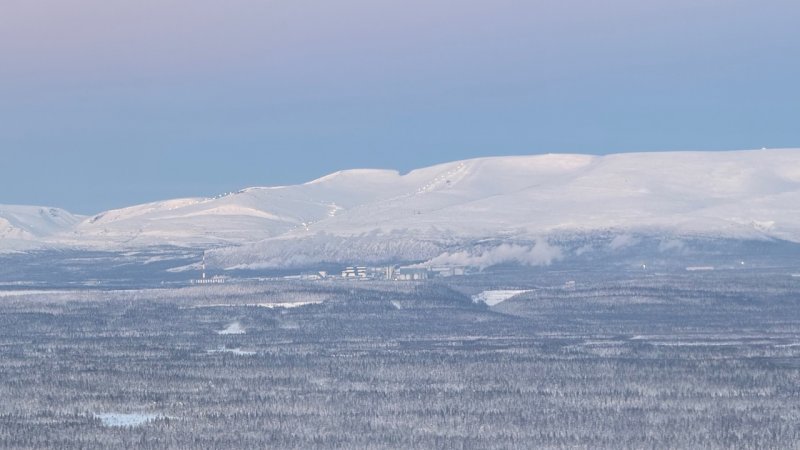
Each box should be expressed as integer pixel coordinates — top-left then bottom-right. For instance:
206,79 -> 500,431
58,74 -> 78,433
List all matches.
0,205 -> 83,252
3,149 -> 800,267
208,149 -> 800,268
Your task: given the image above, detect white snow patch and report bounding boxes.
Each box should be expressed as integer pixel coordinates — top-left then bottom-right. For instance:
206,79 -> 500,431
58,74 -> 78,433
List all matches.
0,290 -> 72,298
217,322 -> 245,335
166,262 -> 202,273
207,347 -> 256,356
472,290 -> 532,306
189,301 -> 323,309
95,413 -> 165,428
686,266 -> 714,271
651,341 -> 743,347
256,301 -> 322,309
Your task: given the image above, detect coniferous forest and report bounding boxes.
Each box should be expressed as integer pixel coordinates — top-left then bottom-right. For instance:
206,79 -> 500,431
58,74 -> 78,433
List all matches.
0,269 -> 799,449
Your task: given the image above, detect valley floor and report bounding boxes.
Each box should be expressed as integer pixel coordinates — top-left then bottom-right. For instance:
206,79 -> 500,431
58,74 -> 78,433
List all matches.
0,270 -> 799,448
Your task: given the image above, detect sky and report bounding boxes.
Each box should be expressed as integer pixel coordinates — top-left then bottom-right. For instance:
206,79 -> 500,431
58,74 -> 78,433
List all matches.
1,0 -> 799,213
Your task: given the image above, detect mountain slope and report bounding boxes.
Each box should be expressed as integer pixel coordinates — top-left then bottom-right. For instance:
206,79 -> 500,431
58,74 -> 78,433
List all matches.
63,161 -> 493,247
207,149 -> 800,268
0,205 -> 83,252
296,150 -> 800,239
3,149 -> 800,267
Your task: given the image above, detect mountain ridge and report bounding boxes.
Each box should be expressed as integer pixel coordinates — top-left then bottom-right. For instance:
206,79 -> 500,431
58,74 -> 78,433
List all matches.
3,149 -> 800,266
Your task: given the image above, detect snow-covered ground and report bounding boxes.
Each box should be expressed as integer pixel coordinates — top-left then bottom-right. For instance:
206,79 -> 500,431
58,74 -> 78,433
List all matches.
217,322 -> 246,335
207,347 -> 257,356
190,301 -> 323,309
472,290 -> 532,306
255,301 -> 323,309
94,413 -> 165,427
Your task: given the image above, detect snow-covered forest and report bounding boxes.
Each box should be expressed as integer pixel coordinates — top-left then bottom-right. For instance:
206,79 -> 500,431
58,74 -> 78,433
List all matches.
1,269 -> 799,448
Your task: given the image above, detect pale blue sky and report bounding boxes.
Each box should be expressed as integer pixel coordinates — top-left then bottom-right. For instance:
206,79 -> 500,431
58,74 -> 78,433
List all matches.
1,0 -> 798,213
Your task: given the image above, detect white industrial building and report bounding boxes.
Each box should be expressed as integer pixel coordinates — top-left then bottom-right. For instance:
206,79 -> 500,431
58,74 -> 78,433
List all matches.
394,267 -> 429,281
341,266 -> 368,279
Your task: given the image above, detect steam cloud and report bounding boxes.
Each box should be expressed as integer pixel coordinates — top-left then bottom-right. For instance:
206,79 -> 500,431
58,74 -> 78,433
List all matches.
423,241 -> 563,270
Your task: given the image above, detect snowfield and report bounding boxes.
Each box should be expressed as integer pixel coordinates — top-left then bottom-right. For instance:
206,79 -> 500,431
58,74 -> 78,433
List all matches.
94,413 -> 166,428
3,149 -> 800,267
217,322 -> 246,335
473,290 -> 532,306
